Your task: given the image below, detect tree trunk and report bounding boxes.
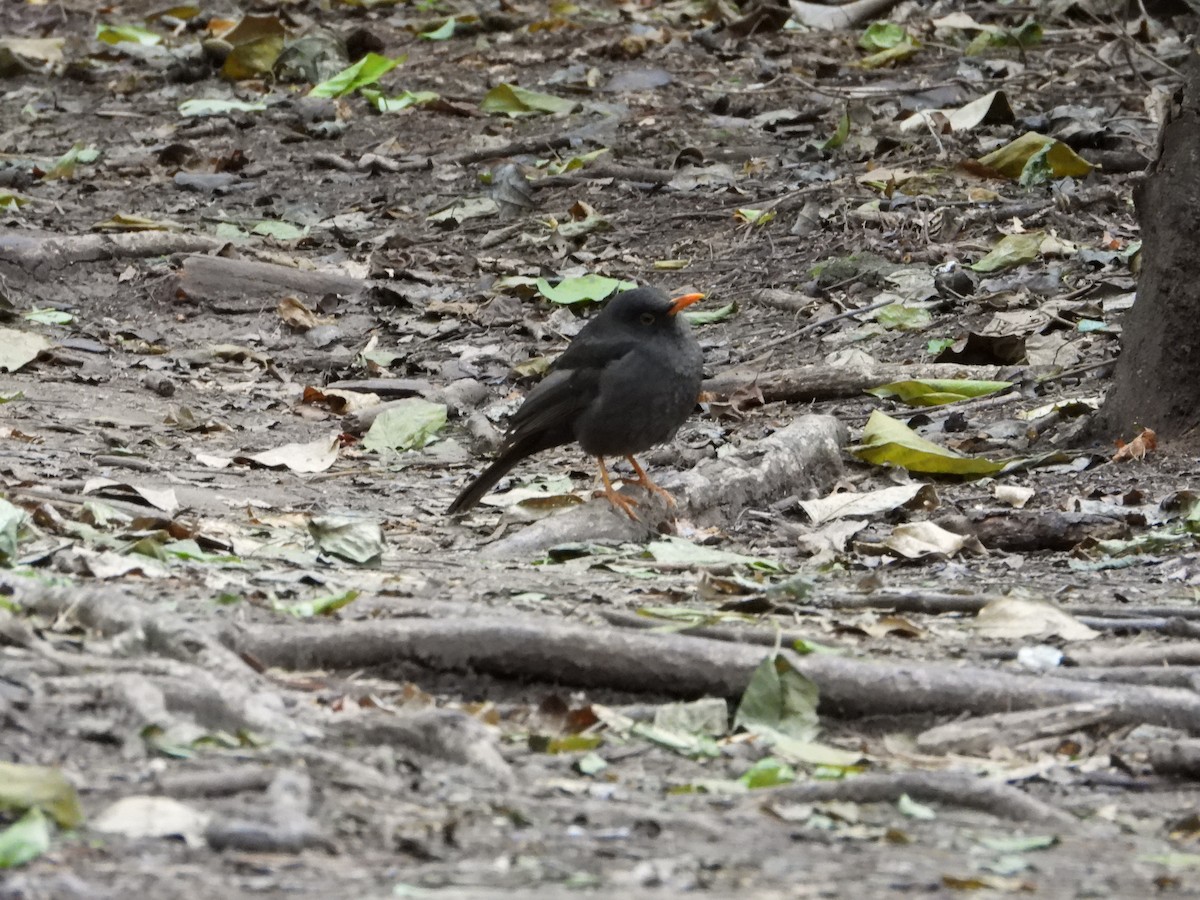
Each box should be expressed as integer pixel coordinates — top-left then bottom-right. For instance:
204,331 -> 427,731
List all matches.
1103,49 -> 1200,442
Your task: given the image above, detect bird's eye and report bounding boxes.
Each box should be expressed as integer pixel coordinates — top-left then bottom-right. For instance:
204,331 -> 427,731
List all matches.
639,312 -> 656,325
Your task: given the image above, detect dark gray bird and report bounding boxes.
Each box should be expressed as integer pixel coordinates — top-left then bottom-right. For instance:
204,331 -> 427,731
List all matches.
447,286 -> 705,519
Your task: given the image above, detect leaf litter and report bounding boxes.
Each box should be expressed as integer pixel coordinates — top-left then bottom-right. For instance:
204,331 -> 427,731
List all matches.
0,0 -> 1194,895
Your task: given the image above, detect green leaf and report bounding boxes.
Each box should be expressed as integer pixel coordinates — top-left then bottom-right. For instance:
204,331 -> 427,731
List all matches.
739,757 -> 796,789
178,98 -> 267,118
309,52 -> 406,98
542,148 -> 609,175
23,308 -> 73,325
0,808 -> 51,869
853,410 -> 1011,476
866,379 -> 1011,407
645,536 -> 780,570
858,21 -> 907,50
969,232 -> 1044,273
575,752 -> 607,775
734,208 -> 775,226
535,275 -> 635,306
160,539 -> 241,564
966,19 -> 1042,55
427,196 -> 499,224
977,132 -> 1092,179
480,83 -> 577,117
419,17 -> 456,39
1142,853 -> 1200,869
874,303 -> 932,331
897,793 -> 937,820
536,733 -> 602,753
308,517 -> 385,565
0,192 -> 32,209
734,654 -> 820,742
274,588 -> 360,618
250,220 -> 307,240
926,337 -> 955,355
822,108 -> 850,150
1018,143 -> 1054,187
43,143 -> 100,180
791,637 -> 843,655
630,722 -> 721,758
859,35 -> 920,68
361,398 -> 448,452
361,88 -> 440,112
682,301 -> 735,326
980,834 -> 1058,853
0,498 -> 29,566
0,763 -> 84,828
96,23 -> 162,45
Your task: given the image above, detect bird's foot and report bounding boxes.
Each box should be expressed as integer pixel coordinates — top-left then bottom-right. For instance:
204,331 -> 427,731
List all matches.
625,455 -> 677,508
596,456 -> 642,521
593,487 -> 641,521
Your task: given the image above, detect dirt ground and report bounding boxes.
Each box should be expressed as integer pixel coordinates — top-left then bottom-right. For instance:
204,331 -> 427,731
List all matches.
5,0 -> 1200,896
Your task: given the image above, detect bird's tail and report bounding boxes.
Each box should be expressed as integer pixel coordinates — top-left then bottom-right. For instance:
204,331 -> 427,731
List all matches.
446,448 -> 523,515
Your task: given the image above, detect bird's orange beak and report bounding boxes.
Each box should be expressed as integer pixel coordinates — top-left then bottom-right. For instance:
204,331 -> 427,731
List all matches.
668,292 -> 705,316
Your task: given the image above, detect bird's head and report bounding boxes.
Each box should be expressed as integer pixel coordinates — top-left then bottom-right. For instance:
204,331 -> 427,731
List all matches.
601,286 -> 704,330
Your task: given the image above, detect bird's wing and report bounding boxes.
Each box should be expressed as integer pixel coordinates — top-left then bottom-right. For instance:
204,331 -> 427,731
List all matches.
550,334 -> 641,374
504,341 -> 636,447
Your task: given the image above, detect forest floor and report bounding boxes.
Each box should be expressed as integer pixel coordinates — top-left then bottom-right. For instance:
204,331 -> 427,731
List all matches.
4,0 -> 1200,897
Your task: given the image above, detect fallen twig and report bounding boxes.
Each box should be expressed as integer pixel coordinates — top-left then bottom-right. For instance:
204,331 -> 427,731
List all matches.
760,771 -> 1075,825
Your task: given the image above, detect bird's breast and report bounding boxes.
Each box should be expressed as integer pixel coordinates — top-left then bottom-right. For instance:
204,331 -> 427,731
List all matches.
573,339 -> 703,457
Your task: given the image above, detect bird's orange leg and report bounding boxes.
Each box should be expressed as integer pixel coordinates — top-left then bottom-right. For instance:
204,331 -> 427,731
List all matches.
625,455 -> 677,507
595,456 -> 641,521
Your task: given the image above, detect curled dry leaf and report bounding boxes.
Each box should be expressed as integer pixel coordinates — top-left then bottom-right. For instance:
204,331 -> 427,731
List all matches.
973,596 -> 1098,642
1112,427 -> 1157,462
994,485 -> 1035,508
883,521 -> 983,560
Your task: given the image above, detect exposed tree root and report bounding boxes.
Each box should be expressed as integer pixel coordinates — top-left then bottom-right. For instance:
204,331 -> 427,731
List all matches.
225,616 -> 1200,733
760,771 -> 1075,826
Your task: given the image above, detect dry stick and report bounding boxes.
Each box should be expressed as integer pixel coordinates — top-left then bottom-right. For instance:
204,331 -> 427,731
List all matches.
451,136 -> 574,166
226,617 -> 1200,733
1066,642 -> 1200,668
597,609 -> 846,651
751,299 -> 896,353
0,231 -> 224,273
1053,667 -> 1200,689
915,699 -> 1121,756
759,772 -> 1075,826
822,592 -> 997,615
703,362 -> 1007,403
1149,740 -> 1200,779
828,591 -> 1200,623
531,162 -> 676,189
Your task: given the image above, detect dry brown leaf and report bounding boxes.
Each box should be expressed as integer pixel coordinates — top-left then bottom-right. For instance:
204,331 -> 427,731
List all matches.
1112,427 -> 1157,462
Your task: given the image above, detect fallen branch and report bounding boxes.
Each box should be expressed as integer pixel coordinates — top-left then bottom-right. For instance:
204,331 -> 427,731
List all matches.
172,253 -> 365,308
1149,739 -> 1200,779
225,616 -> 1200,733
703,362 -> 1008,404
472,414 -> 847,557
916,700 -> 1121,756
0,230 -> 223,275
760,772 -> 1074,825
1065,642 -> 1200,668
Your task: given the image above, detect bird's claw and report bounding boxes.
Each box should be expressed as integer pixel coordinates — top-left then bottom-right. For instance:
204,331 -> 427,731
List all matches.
625,455 -> 678,508
593,487 -> 641,521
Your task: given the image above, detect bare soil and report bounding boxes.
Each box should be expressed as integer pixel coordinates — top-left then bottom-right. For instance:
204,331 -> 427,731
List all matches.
4,1 -> 1200,897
